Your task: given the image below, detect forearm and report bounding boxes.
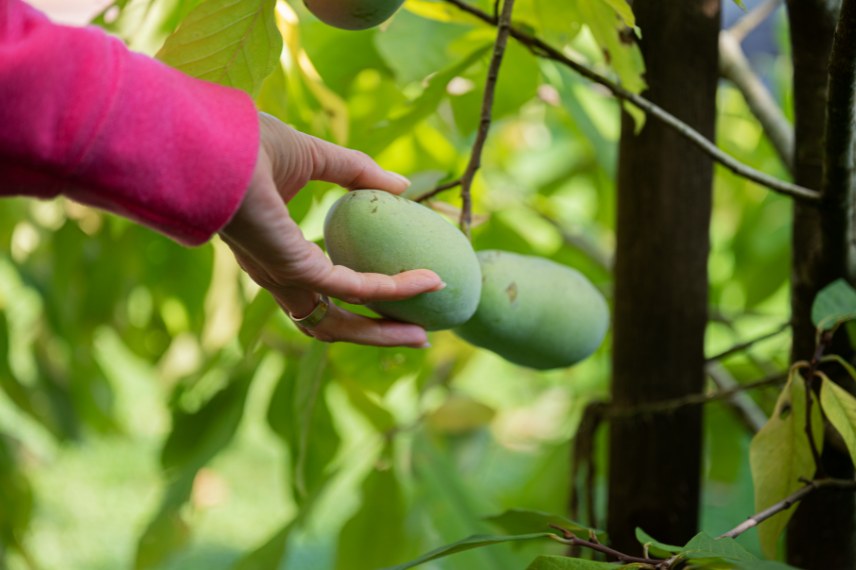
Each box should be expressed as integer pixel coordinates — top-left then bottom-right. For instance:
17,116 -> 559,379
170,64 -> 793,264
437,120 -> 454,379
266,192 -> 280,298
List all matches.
0,0 -> 259,245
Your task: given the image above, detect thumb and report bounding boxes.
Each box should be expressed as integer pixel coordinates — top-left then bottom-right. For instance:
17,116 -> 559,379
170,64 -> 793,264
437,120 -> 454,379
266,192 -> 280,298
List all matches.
302,133 -> 411,193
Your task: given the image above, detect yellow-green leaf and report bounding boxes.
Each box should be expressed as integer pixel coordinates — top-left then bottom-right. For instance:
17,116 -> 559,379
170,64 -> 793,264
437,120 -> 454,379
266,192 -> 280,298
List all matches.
749,374 -> 823,558
156,0 -> 282,96
819,373 -> 856,467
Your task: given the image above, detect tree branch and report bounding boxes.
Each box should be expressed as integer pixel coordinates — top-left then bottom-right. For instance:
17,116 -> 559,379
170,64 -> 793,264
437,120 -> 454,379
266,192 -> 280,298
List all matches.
728,0 -> 782,43
705,322 -> 790,363
719,478 -> 856,539
455,0 -> 515,235
706,362 -> 768,433
440,0 -> 821,203
719,30 -> 794,172
607,371 -> 787,419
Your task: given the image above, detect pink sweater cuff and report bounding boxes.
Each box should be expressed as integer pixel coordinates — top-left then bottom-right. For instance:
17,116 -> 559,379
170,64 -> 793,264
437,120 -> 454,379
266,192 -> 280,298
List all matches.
0,1 -> 259,246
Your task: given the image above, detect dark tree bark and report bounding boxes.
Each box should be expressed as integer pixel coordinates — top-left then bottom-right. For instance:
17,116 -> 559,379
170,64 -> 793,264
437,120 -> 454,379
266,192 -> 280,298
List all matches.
786,0 -> 856,567
607,0 -> 720,553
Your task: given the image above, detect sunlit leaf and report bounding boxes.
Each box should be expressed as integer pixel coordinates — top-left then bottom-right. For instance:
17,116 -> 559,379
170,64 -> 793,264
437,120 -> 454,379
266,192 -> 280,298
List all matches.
819,373 -> 856,467
156,0 -> 282,95
749,374 -> 823,557
811,279 -> 856,330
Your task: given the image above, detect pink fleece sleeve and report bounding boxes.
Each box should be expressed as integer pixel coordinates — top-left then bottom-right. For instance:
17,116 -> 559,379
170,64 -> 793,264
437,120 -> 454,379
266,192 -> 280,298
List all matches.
0,0 -> 259,246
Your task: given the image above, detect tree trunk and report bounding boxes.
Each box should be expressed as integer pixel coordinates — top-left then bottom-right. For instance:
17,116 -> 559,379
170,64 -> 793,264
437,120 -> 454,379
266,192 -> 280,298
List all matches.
786,0 -> 856,567
607,0 -> 720,553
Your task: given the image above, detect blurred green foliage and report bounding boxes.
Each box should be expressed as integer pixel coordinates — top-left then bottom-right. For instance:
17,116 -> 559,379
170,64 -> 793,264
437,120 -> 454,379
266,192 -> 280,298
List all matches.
0,0 -> 810,569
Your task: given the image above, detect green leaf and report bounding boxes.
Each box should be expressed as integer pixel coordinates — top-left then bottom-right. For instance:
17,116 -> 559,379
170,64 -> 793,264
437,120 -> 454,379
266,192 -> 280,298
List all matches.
381,532 -> 553,570
336,465 -> 409,570
634,528 -> 682,558
485,509 -> 606,543
682,532 -> 757,561
526,556 -> 622,570
238,291 -> 278,353
749,374 -> 823,558
267,342 -> 340,502
156,0 -> 282,96
819,373 -> 856,467
160,361 -> 254,473
231,523 -> 293,570
811,279 -> 856,330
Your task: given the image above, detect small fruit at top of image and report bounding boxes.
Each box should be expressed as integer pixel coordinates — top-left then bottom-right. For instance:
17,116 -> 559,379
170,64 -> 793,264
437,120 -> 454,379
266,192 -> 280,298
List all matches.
303,0 -> 406,30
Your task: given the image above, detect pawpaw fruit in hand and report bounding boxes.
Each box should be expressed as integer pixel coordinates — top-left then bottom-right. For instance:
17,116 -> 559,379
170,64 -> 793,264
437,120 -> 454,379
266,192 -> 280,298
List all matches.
303,0 -> 405,30
454,250 -> 609,370
323,190 -> 482,330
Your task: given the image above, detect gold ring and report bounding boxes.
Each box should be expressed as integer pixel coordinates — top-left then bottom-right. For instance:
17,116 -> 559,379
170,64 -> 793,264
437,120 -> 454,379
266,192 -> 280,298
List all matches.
289,295 -> 330,330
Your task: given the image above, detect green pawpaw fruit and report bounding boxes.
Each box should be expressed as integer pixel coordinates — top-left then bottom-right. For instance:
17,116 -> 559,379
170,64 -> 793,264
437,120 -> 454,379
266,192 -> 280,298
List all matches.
454,250 -> 609,369
323,190 -> 481,330
303,0 -> 405,30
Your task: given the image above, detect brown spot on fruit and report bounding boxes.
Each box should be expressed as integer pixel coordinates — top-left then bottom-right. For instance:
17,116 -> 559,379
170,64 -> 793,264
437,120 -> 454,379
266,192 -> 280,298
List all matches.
506,282 -> 518,303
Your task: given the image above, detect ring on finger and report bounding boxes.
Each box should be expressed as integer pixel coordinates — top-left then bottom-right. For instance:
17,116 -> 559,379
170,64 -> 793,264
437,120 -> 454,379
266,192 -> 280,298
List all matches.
288,294 -> 330,332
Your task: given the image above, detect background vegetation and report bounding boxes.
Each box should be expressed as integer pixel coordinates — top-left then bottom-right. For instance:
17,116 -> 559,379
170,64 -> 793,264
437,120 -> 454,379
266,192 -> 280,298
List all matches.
1,0 -> 854,569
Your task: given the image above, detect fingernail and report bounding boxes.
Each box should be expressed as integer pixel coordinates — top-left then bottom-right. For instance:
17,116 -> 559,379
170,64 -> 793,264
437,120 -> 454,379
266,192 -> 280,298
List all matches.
388,171 -> 411,187
436,281 -> 447,290
419,341 -> 432,349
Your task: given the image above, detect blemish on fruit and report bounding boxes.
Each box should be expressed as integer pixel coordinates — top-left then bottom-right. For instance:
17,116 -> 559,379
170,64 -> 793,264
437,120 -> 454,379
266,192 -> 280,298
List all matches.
506,282 -> 518,303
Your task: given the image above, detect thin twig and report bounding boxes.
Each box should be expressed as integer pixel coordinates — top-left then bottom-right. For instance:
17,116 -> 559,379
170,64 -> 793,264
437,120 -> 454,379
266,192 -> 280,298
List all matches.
705,322 -> 790,363
607,371 -> 787,419
728,0 -> 782,43
440,0 -> 821,203
719,478 -> 856,539
456,0 -> 515,235
550,525 -> 661,567
415,179 -> 461,202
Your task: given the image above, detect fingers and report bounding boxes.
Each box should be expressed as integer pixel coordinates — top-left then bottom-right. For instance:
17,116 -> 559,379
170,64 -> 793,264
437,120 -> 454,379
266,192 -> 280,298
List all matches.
295,302 -> 430,348
302,132 -> 411,194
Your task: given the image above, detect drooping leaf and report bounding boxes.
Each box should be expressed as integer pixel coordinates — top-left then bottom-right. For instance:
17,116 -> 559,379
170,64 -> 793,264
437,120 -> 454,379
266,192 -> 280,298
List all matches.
486,509 -> 605,543
160,361 -> 254,473
819,373 -> 856,467
231,523 -> 293,570
634,528 -> 682,558
749,374 -> 823,557
811,279 -> 856,330
526,556 -> 622,570
409,435 -> 531,570
381,532 -> 553,570
156,0 -> 282,96
267,342 -> 340,502
336,464 -> 409,570
138,360 -> 255,569
238,291 -> 278,353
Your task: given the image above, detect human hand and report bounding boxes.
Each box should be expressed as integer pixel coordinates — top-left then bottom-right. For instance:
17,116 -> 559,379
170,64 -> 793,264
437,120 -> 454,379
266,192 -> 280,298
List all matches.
219,113 -> 444,348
